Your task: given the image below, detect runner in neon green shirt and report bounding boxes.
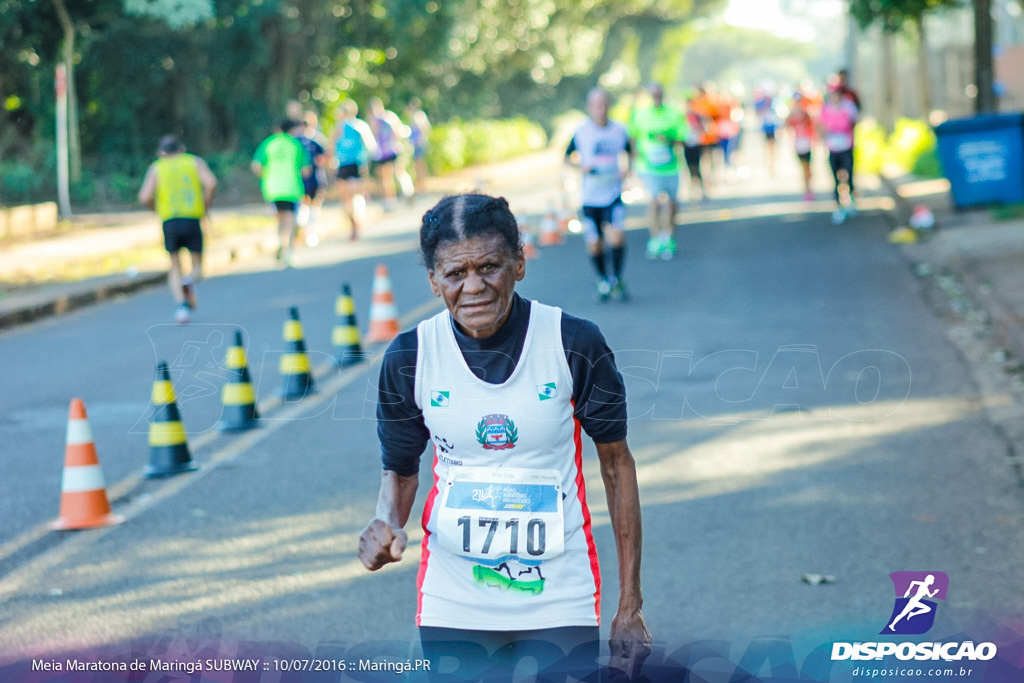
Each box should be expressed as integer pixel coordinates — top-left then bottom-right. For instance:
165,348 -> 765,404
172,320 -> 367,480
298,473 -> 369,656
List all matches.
252,120 -> 310,266
629,84 -> 688,259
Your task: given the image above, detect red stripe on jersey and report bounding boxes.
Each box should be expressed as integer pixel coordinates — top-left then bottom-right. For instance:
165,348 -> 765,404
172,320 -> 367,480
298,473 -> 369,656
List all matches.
415,447 -> 441,627
571,408 -> 602,624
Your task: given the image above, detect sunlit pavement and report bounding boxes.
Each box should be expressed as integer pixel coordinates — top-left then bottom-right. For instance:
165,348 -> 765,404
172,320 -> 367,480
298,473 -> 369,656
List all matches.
2,129 -> 1023,680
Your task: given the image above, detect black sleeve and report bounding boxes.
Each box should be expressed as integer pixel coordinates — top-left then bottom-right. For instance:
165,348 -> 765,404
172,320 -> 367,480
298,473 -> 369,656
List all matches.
561,313 -> 628,444
624,139 -> 632,155
377,330 -> 431,475
564,136 -> 577,158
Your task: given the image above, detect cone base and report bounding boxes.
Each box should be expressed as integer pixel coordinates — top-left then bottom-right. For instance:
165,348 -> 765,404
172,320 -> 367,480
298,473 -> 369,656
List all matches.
217,419 -> 261,433
217,404 -> 260,432
365,331 -> 398,344
144,461 -> 199,479
335,350 -> 370,368
280,376 -> 316,401
50,513 -> 125,531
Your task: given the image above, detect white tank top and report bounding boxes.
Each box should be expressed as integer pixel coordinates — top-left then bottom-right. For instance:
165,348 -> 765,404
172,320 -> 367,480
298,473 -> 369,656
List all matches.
413,301 -> 601,630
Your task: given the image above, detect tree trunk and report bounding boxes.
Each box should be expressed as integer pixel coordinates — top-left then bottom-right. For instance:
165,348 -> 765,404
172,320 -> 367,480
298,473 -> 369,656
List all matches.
915,14 -> 933,119
974,0 -> 997,113
51,0 -> 81,182
880,31 -> 896,132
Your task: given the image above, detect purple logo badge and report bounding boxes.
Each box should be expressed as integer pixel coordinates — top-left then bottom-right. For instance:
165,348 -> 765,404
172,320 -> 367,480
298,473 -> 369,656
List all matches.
881,571 -> 949,635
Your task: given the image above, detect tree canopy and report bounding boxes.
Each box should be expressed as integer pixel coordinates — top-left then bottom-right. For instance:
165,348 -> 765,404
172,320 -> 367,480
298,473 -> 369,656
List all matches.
1,0 -> 726,187
848,0 -> 963,33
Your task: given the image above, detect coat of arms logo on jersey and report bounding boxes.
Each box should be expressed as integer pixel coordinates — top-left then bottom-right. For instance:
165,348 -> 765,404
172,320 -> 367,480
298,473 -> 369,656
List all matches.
475,414 -> 518,450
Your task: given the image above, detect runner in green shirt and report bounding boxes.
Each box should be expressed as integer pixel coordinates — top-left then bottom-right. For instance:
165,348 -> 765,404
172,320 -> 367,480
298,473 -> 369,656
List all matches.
629,84 -> 688,260
252,120 -> 310,267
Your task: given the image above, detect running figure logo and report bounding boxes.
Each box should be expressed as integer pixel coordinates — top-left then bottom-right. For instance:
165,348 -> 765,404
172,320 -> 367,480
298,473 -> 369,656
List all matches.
881,571 -> 949,635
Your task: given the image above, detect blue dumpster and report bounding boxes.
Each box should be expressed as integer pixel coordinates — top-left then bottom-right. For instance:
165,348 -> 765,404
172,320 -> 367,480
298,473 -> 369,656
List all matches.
934,112 -> 1024,208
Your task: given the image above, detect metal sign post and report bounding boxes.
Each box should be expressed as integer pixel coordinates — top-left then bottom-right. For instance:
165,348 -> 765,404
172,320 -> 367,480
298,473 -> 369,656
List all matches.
55,64 -> 72,218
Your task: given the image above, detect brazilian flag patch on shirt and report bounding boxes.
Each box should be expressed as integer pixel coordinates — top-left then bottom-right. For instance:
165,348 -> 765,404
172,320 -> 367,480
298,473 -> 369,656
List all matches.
537,383 -> 557,401
431,391 -> 450,407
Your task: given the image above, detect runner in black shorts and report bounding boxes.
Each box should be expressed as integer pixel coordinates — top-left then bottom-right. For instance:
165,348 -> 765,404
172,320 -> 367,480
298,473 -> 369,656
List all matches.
336,163 -> 361,180
138,135 -> 217,324
163,217 -> 204,254
297,111 -> 328,241
581,201 -> 623,243
567,88 -> 632,301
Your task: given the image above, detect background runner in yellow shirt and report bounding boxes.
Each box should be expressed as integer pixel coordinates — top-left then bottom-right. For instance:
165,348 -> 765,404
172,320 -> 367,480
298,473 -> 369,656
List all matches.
138,135 -> 217,324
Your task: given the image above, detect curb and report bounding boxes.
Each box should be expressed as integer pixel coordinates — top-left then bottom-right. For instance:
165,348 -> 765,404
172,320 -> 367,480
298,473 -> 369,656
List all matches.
878,171 -> 1024,363
877,172 -> 914,229
0,272 -> 167,331
944,252 -> 1024,364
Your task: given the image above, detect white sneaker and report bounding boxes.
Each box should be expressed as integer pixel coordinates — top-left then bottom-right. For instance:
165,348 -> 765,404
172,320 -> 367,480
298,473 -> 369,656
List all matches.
831,208 -> 847,225
174,304 -> 191,324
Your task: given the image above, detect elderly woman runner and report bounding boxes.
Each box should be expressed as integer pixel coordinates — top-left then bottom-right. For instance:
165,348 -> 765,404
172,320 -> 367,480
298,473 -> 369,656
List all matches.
359,193 -> 651,680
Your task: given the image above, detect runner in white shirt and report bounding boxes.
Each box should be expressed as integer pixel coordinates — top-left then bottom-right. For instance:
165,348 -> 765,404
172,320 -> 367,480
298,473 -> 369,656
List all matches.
565,88 -> 633,302
359,193 -> 651,681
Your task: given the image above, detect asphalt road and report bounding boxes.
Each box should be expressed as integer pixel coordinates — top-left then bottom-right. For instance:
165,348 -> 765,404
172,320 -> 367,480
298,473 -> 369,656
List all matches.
2,151 -> 1023,681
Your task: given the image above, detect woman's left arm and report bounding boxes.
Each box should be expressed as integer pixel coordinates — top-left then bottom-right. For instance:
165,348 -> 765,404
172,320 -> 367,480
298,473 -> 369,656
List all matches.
596,438 -> 652,678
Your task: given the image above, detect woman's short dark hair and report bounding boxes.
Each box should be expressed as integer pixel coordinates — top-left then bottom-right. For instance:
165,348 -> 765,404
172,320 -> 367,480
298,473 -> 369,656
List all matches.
419,193 -> 523,268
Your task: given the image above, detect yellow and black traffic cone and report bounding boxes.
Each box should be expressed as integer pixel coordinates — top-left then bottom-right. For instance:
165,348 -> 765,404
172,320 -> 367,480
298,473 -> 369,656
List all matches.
280,306 -> 316,400
145,362 -> 198,478
332,283 -> 368,368
217,330 -> 260,432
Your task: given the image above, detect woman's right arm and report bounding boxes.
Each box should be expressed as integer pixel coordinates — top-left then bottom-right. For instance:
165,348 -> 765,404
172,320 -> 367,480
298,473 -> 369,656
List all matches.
360,331 -> 428,570
359,470 -> 419,570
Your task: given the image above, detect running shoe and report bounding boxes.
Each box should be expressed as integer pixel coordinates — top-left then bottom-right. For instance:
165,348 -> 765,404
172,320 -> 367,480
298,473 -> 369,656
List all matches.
596,278 -> 612,301
846,199 -> 858,217
645,237 -> 662,260
174,303 -> 191,324
181,276 -> 197,310
659,237 -> 677,260
610,279 -> 630,302
831,208 -> 847,225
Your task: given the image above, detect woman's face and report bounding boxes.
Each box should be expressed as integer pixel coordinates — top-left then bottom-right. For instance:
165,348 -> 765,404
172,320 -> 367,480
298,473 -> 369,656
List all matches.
428,233 -> 525,339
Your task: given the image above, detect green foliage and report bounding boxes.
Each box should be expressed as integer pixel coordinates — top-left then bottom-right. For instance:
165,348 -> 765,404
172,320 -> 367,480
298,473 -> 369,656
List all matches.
0,161 -> 42,204
854,121 -> 889,175
911,148 -> 943,178
0,0 -> 728,208
888,118 -> 937,171
854,117 -> 940,179
426,118 -> 548,175
849,0 -> 964,34
989,203 -> 1024,222
123,0 -> 213,28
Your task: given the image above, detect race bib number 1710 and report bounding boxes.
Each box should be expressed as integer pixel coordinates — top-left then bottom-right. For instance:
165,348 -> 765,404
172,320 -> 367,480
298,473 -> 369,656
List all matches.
436,467 -> 565,564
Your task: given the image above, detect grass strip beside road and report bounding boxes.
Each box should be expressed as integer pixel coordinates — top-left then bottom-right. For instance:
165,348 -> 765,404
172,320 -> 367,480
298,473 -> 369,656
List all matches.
0,213 -> 278,289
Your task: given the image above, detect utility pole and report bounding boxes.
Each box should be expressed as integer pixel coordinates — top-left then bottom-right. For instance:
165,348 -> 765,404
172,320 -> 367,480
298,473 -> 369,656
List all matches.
55,64 -> 72,219
974,0 -> 997,113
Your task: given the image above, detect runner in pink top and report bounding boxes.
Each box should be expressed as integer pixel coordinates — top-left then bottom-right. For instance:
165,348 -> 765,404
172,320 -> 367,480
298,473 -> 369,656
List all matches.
819,86 -> 859,224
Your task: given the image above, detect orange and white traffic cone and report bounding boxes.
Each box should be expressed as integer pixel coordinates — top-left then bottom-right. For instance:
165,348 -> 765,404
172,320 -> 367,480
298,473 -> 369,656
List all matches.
51,398 -> 124,530
538,206 -> 564,246
365,264 -> 400,343
522,229 -> 540,260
